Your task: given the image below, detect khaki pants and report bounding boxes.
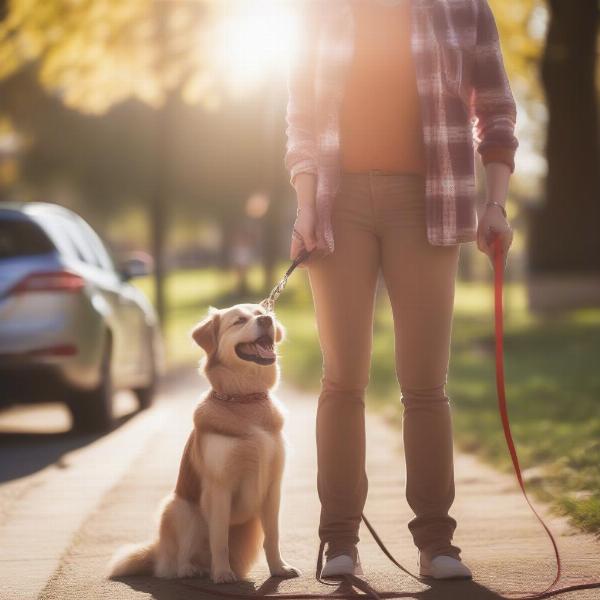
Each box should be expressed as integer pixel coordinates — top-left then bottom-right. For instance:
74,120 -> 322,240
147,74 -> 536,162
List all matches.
306,170 -> 462,562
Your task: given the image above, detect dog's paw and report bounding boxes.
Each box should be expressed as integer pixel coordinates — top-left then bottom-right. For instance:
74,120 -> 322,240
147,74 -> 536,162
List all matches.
177,563 -> 202,578
155,568 -> 178,579
211,567 -> 238,584
155,561 -> 178,579
270,562 -> 302,578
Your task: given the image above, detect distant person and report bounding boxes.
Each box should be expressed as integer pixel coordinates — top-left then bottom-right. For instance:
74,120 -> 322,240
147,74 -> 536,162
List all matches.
285,0 -> 517,579
231,227 -> 254,296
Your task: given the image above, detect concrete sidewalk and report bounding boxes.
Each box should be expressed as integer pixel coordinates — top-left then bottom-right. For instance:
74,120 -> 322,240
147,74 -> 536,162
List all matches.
31,376 -> 600,600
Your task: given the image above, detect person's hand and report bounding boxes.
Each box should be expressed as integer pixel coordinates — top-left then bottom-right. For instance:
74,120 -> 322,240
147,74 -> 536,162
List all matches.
477,204 -> 512,271
290,202 -> 317,269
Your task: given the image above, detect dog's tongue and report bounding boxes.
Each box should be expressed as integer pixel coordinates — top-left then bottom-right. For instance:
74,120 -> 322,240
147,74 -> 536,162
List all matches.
238,341 -> 275,359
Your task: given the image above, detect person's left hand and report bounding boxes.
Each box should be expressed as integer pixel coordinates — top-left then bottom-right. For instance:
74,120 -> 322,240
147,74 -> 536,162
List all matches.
477,204 -> 513,271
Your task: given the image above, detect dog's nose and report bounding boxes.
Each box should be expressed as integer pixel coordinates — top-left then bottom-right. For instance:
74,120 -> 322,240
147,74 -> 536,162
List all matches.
257,315 -> 273,329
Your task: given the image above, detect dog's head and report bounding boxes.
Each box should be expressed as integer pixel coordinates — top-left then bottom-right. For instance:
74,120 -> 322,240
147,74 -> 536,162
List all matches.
191,303 -> 286,392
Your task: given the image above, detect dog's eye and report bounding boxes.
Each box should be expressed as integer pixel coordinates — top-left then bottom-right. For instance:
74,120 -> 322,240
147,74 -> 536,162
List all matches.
234,316 -> 248,326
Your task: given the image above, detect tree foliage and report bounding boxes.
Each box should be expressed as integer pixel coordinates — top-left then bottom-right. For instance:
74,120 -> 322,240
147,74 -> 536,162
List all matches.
0,0 -> 220,113
489,0 -> 547,103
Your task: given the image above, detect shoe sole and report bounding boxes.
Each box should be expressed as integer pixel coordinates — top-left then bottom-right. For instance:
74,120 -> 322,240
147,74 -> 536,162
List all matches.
320,562 -> 364,578
419,568 -> 472,580
321,566 -> 364,578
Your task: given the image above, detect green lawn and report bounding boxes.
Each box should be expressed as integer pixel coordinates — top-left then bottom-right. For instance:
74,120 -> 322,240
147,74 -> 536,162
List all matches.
134,264 -> 600,535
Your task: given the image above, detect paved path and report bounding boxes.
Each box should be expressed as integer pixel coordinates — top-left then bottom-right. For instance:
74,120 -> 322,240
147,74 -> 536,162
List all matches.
1,370 -> 598,599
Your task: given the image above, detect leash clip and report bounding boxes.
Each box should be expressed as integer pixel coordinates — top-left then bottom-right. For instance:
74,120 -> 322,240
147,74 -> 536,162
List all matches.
260,248 -> 314,313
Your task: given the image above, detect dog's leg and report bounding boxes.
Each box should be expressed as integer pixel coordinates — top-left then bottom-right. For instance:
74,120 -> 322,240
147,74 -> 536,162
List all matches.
190,526 -> 211,577
174,499 -> 204,578
154,496 -> 179,578
261,479 -> 301,578
155,545 -> 178,579
204,485 -> 237,583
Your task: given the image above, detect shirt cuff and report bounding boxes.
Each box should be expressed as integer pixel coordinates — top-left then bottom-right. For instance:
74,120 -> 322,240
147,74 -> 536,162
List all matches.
480,146 -> 516,174
290,160 -> 318,188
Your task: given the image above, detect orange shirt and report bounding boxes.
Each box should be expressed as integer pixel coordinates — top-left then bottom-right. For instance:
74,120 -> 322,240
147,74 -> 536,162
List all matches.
340,0 -> 427,174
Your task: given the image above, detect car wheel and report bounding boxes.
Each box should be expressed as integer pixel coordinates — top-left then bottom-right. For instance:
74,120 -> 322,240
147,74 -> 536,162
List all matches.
68,339 -> 114,433
134,331 -> 156,410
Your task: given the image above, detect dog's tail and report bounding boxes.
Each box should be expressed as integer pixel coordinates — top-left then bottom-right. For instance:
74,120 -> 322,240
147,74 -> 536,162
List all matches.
107,541 -> 156,578
229,516 -> 264,579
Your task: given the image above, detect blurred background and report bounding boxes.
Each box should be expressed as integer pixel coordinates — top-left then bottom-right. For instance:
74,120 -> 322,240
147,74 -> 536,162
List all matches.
0,0 -> 598,538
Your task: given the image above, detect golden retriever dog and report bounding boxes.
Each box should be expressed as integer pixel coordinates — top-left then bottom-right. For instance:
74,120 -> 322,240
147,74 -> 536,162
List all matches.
108,303 -> 300,583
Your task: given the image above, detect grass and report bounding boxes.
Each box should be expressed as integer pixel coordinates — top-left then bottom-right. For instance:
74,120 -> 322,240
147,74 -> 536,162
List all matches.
134,264 -> 600,536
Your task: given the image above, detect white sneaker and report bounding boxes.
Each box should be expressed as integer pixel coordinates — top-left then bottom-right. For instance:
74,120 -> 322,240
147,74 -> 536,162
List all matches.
418,553 -> 472,579
320,552 -> 364,578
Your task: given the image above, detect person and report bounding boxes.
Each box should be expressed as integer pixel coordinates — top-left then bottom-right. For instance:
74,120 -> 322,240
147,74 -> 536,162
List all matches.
284,0 -> 518,581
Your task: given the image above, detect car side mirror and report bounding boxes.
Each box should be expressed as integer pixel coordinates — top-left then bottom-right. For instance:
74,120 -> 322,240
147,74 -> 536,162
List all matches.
119,252 -> 154,281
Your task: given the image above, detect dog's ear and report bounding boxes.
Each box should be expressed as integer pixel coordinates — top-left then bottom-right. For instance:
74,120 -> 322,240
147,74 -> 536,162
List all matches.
274,321 -> 286,343
191,307 -> 221,354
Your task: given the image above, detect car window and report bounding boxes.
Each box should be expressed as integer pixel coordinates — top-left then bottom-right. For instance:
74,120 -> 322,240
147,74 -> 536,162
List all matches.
48,215 -> 100,267
0,216 -> 56,259
76,218 -> 117,273
57,216 -> 103,267
36,214 -> 85,263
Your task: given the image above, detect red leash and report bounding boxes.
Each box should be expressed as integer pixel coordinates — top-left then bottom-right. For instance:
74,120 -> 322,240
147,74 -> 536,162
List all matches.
488,235 -> 600,599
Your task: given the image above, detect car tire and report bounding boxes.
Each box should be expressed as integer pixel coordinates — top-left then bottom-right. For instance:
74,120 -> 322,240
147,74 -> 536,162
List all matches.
68,339 -> 114,434
134,331 -> 156,410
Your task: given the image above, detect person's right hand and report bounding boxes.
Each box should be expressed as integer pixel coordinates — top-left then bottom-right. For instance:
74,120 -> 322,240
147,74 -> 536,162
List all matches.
290,202 -> 317,265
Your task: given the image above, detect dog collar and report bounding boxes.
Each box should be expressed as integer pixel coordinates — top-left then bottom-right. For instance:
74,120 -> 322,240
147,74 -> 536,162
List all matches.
209,389 -> 270,404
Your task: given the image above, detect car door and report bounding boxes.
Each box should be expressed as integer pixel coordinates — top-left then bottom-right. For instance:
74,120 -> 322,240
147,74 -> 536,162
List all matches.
74,217 -> 151,387
48,213 -> 140,387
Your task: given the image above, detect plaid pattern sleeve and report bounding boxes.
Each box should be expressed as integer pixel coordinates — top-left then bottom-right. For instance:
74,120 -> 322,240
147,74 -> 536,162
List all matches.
284,2 -> 321,188
469,0 -> 519,173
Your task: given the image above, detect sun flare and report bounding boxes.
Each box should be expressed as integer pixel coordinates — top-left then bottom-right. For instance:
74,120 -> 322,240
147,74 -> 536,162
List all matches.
212,1 -> 297,95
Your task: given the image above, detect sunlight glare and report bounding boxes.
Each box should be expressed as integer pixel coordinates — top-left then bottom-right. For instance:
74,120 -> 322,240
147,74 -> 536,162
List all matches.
213,1 -> 296,95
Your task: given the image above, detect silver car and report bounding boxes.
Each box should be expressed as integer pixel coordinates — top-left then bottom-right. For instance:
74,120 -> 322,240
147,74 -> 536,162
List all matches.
0,202 -> 164,432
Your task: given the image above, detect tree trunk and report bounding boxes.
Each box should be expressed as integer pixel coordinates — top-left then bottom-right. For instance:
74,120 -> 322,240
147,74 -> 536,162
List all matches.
526,0 -> 599,275
150,103 -> 169,326
150,3 -> 174,326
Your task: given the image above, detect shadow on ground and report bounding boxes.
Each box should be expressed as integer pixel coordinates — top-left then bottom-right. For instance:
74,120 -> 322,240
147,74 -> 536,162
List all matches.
0,410 -> 139,483
0,369 -> 194,484
119,572 -> 505,600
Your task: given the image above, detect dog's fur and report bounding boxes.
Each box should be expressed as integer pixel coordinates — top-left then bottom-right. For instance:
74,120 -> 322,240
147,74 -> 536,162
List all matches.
107,303 -> 300,583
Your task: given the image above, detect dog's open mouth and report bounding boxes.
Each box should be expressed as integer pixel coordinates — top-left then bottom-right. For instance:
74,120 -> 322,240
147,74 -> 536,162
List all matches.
235,334 -> 276,365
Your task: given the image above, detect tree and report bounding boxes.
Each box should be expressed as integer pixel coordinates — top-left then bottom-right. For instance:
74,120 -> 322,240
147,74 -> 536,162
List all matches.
488,0 -> 599,277
526,0 -> 600,274
0,0 -> 220,114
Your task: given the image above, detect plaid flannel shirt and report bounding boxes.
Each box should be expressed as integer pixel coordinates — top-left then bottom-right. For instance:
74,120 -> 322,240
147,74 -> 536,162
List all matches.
284,0 -> 519,252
